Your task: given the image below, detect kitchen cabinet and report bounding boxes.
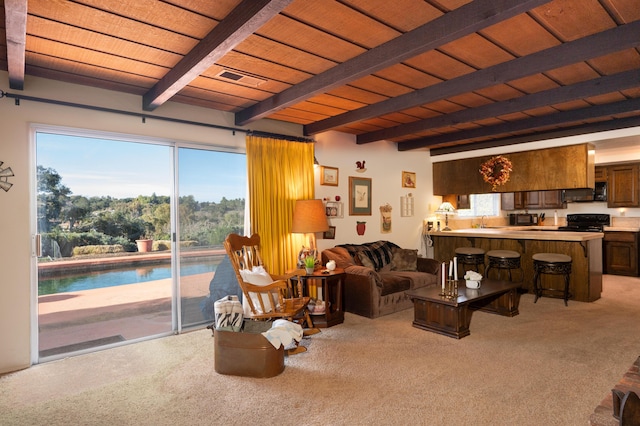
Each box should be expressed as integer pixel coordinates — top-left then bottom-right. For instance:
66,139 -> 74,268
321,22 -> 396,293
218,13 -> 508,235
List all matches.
595,166 -> 607,182
607,163 -> 639,208
501,192 -> 524,211
501,190 -> 564,210
443,194 -> 470,210
603,231 -> 639,276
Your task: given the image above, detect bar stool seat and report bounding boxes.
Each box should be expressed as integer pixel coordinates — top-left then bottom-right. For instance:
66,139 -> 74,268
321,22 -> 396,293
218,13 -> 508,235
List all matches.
533,253 -> 572,306
485,250 -> 522,282
455,247 -> 485,274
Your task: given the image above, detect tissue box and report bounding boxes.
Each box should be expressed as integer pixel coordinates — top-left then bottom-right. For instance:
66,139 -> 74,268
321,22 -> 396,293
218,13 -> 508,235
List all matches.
214,329 -> 285,378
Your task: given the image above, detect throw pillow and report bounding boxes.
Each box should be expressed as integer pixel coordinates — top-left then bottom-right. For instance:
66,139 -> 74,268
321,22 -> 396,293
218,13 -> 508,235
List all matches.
239,266 -> 278,315
391,248 -> 418,271
322,247 -> 355,269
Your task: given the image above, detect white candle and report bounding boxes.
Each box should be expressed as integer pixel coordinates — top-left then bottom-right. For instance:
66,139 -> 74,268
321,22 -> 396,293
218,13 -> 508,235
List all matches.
441,263 -> 446,290
449,260 -> 453,277
454,257 -> 458,281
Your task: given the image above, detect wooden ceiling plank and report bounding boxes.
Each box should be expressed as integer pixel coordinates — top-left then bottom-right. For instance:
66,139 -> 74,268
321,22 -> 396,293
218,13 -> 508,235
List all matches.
235,0 -> 551,125
399,97 -> 640,151
4,0 -> 27,89
306,20 -> 640,135
359,69 -> 640,143
142,0 -> 293,111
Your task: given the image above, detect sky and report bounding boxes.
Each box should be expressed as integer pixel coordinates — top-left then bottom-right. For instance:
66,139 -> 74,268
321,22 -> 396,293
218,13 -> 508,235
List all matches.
36,132 -> 247,202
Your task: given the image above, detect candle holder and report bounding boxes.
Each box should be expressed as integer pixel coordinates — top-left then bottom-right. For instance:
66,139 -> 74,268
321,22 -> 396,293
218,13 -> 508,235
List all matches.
445,279 -> 458,299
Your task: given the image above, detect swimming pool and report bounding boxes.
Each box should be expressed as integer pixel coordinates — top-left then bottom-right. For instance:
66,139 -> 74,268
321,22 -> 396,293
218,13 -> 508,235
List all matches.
38,260 -> 220,295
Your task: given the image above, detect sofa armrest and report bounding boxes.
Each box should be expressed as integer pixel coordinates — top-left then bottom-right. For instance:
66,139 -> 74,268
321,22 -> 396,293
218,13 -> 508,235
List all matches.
342,265 -> 380,318
417,257 -> 441,275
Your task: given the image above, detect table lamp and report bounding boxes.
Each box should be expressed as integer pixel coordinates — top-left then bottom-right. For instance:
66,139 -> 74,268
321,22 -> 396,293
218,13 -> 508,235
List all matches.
435,201 -> 456,231
292,199 -> 330,266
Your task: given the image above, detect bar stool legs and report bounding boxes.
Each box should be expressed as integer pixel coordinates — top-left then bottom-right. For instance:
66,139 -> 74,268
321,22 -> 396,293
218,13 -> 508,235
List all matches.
485,250 -> 522,282
532,253 -> 572,306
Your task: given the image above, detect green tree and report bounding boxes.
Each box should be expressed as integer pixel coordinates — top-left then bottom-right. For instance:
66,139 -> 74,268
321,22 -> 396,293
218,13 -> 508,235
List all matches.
37,166 -> 72,232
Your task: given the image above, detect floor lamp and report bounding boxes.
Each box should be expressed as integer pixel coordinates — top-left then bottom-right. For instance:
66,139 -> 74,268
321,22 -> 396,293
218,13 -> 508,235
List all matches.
435,201 -> 456,231
291,199 -> 330,267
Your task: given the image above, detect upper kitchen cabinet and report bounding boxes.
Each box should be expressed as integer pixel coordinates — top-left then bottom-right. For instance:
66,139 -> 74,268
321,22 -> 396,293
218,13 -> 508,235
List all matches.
433,144 -> 595,195
501,192 -> 524,211
595,166 -> 607,183
524,190 -> 565,209
501,190 -> 565,210
608,163 -> 639,208
442,194 -> 470,210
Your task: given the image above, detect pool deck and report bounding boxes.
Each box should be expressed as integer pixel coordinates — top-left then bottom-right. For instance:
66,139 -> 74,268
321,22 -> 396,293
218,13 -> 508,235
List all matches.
37,250 -> 224,356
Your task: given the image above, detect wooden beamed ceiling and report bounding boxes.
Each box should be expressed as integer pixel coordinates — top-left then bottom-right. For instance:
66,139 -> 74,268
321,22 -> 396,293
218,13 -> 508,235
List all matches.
2,0 -> 640,154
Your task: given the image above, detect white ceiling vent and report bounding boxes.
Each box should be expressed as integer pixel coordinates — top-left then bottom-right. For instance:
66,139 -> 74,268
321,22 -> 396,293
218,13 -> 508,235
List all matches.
215,70 -> 266,87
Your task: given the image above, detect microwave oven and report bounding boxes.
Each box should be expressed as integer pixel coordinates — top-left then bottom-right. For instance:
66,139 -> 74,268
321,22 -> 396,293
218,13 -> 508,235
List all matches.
509,213 -> 539,226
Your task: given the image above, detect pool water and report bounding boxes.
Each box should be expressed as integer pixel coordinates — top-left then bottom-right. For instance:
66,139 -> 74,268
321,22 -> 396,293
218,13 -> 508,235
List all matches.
38,260 -> 219,296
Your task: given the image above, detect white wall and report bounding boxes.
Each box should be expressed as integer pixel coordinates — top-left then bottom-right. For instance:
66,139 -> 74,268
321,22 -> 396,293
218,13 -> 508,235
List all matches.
313,131 -> 435,256
0,71 -> 302,373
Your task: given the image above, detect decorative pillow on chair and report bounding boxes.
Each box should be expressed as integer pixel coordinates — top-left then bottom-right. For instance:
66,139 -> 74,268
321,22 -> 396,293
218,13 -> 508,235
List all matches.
239,266 -> 279,315
390,248 -> 418,271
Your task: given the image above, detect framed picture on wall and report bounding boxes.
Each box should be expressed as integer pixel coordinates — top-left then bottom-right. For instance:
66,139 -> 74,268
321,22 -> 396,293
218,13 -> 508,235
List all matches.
402,171 -> 416,188
323,226 -> 336,239
321,166 -> 339,186
349,176 -> 372,215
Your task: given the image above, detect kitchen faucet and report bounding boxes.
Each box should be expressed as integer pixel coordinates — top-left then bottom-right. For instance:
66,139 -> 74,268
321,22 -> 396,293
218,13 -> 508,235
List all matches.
480,215 -> 487,228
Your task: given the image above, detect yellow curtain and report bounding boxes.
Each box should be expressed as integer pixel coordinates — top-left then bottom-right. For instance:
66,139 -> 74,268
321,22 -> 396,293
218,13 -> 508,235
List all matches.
246,134 -> 315,274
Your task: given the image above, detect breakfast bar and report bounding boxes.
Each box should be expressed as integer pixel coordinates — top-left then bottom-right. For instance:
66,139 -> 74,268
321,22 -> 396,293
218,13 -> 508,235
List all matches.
431,227 -> 603,302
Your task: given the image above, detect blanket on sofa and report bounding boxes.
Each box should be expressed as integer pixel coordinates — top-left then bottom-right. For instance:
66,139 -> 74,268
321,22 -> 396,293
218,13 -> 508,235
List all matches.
338,241 -> 399,271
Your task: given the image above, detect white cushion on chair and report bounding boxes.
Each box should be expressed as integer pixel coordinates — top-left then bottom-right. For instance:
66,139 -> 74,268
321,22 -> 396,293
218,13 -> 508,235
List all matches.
239,266 -> 278,315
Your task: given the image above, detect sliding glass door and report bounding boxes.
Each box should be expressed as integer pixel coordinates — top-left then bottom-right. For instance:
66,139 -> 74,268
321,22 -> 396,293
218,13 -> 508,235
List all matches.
176,147 -> 246,329
34,127 -> 246,360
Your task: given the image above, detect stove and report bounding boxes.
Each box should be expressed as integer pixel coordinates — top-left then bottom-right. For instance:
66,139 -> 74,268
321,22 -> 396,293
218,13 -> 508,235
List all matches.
557,213 -> 610,232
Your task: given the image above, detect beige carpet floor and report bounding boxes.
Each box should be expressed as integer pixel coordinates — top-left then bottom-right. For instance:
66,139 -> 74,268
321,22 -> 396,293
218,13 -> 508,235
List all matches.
1,275 -> 639,425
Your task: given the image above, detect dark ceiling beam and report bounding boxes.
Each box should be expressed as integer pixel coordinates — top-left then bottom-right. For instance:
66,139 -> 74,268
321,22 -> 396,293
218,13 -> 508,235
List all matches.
398,97 -> 640,151
235,0 -> 551,126
310,21 -> 640,138
142,0 -> 293,111
4,0 -> 28,90
358,69 -> 640,143
429,115 -> 640,156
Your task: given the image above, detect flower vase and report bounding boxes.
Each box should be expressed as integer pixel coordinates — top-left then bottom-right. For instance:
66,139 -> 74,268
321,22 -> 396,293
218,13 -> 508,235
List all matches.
356,221 -> 366,235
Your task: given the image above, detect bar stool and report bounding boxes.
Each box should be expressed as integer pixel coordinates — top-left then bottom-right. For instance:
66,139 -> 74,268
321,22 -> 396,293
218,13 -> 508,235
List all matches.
532,253 -> 572,306
455,247 -> 485,275
485,250 -> 522,282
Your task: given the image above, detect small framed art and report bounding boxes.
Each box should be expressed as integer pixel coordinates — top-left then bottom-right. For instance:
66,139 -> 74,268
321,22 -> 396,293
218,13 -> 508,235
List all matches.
321,166 -> 339,186
402,171 -> 416,188
349,176 -> 372,215
323,226 -> 336,239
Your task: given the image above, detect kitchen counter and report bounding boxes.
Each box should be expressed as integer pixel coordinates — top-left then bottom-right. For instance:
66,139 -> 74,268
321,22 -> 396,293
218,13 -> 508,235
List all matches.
431,228 -> 603,302
431,227 -> 603,241
604,226 -> 640,232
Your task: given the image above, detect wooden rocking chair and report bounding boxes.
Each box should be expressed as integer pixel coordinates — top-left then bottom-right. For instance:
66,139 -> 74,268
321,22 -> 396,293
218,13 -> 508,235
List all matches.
224,233 -> 316,351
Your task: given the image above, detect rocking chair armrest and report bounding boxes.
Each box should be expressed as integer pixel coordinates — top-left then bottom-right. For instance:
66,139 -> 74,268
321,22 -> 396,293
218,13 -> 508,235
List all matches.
241,280 -> 288,293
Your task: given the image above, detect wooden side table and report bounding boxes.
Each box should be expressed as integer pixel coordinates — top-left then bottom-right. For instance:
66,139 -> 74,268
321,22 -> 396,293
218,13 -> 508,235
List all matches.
293,269 -> 345,328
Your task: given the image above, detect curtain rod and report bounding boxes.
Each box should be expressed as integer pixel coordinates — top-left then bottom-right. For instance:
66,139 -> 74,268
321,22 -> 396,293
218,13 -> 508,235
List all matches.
0,89 -> 314,143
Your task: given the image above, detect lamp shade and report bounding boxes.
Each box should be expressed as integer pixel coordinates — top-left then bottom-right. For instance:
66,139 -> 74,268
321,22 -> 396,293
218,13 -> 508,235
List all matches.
291,199 -> 329,233
435,202 -> 456,214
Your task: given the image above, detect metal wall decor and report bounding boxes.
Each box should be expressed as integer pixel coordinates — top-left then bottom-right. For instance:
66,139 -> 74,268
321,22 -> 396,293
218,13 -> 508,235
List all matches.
0,161 -> 15,192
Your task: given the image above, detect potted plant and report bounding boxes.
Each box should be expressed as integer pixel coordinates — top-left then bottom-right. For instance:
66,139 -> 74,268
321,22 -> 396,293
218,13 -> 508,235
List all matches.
135,236 -> 153,253
303,255 -> 316,275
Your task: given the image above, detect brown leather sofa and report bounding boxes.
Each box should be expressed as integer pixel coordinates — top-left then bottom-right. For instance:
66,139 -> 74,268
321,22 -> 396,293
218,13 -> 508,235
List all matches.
321,241 -> 440,319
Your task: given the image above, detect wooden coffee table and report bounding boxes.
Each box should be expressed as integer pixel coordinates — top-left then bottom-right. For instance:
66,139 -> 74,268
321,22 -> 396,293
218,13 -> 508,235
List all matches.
406,279 -> 522,339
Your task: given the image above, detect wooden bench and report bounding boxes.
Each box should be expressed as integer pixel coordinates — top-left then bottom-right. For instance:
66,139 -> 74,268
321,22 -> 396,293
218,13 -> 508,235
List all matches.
590,356 -> 640,425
